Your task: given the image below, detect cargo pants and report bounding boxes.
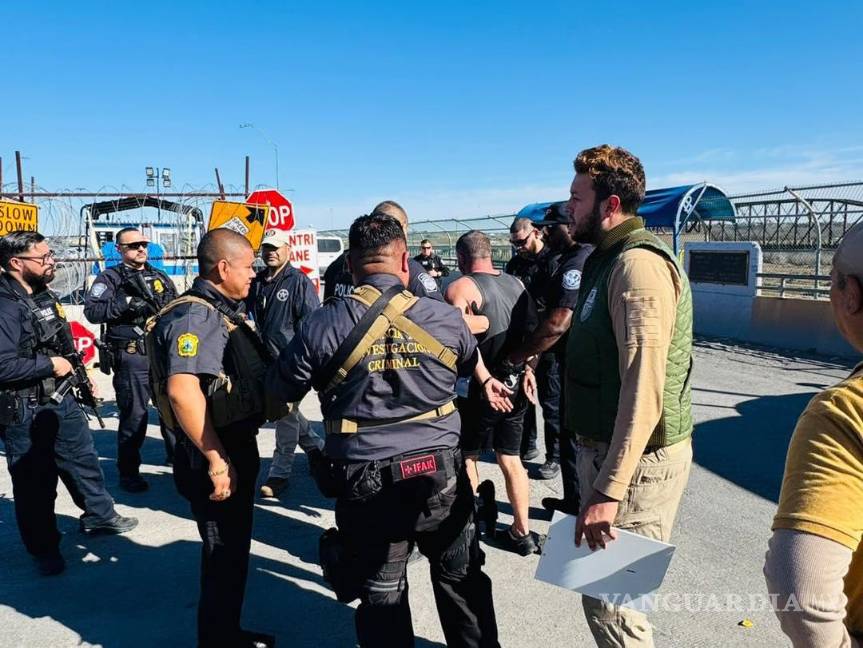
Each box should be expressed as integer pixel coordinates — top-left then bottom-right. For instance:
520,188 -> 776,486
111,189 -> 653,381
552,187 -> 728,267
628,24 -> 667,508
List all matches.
577,436 -> 692,648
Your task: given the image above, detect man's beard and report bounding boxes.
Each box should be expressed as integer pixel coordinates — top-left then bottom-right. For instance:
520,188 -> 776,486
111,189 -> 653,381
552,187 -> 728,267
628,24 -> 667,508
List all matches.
23,267 -> 52,290
571,199 -> 603,245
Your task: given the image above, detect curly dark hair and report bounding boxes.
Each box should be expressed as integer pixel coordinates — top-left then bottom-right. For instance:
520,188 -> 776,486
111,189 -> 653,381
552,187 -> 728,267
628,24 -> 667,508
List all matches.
574,145 -> 646,214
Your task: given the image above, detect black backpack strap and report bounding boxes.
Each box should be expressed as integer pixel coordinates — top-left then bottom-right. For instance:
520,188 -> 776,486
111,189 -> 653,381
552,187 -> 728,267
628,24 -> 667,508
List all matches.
313,284 -> 404,393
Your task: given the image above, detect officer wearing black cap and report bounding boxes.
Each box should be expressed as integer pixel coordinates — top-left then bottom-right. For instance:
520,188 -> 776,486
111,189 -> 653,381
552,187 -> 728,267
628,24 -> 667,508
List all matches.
0,230 -> 137,577
269,213 -> 504,648
322,200 -> 444,301
505,216 -> 562,471
146,229 -> 277,648
506,202 -> 593,516
84,227 -> 177,492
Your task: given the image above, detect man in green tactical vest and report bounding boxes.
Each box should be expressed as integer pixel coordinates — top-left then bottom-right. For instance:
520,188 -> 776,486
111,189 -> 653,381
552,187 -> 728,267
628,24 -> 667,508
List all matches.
565,145 -> 694,648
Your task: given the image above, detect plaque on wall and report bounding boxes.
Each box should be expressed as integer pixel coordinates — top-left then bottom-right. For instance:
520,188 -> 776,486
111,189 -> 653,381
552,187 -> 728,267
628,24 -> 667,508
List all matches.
688,250 -> 750,285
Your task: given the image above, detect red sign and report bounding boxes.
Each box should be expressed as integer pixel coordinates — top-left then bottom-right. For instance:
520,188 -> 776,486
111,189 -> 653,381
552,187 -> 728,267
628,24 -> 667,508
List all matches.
246,189 -> 294,231
70,321 -> 96,365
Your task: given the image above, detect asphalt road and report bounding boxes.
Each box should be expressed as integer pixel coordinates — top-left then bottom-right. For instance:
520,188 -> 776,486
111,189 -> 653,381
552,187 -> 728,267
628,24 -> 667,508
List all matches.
0,340 -> 855,647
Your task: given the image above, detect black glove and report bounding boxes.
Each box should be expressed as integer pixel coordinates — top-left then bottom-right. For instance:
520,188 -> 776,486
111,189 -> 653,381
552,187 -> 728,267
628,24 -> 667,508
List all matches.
126,297 -> 154,318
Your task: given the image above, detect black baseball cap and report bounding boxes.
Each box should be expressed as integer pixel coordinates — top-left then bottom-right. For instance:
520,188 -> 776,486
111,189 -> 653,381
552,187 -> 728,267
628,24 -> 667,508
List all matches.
532,202 -> 569,227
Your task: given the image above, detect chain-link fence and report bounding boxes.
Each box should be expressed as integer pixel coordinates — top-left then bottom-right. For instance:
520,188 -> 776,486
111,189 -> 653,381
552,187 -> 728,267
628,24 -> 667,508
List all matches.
323,181 -> 863,299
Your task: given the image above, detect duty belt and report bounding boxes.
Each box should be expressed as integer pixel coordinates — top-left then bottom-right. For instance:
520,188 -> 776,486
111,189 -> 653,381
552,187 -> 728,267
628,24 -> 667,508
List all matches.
325,400 -> 457,435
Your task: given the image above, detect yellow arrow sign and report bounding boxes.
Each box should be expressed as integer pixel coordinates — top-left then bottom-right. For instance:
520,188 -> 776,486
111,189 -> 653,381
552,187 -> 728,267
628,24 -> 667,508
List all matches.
207,200 -> 269,250
0,200 -> 39,235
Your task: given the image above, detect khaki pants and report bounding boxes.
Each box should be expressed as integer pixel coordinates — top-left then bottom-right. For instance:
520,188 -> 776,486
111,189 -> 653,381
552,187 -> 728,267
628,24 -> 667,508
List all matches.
577,436 -> 693,648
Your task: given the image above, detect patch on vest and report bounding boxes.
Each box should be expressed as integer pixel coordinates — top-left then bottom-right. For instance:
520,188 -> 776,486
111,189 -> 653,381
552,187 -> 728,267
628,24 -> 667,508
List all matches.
177,333 -> 199,358
153,279 -> 165,294
91,283 -> 107,298
276,288 -> 289,302
55,303 -> 66,320
563,269 -> 582,290
580,287 -> 598,322
419,272 -> 438,293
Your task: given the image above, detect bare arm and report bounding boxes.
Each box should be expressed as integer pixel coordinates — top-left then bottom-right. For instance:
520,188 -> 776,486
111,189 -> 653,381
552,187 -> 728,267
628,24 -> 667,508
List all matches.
444,278 -> 489,334
167,373 -> 236,500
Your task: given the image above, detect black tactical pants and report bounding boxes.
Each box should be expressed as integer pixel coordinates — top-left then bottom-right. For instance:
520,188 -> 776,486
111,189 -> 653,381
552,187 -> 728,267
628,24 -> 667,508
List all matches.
173,432 -> 260,648
520,353 -> 562,462
0,395 -> 116,557
334,449 -> 500,648
557,355 -> 580,507
113,347 -> 175,476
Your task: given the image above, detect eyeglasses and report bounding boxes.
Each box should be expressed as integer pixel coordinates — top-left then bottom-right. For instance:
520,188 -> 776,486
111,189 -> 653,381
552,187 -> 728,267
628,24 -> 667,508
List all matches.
15,250 -> 56,265
119,241 -> 149,250
510,231 -> 534,248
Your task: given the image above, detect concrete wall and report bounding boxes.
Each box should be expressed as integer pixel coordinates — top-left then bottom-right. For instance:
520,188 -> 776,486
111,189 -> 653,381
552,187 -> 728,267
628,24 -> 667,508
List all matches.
685,241 -> 857,359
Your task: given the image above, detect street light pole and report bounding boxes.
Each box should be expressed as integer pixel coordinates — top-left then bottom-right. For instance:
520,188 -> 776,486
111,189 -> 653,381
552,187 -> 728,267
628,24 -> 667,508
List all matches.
146,166 -> 172,222
239,123 -> 280,189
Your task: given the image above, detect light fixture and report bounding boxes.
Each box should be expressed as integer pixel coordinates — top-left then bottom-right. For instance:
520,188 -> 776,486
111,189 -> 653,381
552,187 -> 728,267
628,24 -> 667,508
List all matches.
145,167 -> 155,178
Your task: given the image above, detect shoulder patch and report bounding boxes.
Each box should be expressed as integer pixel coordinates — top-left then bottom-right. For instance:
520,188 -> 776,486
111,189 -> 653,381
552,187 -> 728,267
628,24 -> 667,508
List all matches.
90,283 -> 107,298
276,288 -> 289,302
563,269 -> 582,290
177,333 -> 199,358
419,273 -> 438,293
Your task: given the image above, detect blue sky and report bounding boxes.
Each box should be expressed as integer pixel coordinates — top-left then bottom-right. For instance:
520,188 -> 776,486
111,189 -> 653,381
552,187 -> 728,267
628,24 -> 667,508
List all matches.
2,1 -> 862,228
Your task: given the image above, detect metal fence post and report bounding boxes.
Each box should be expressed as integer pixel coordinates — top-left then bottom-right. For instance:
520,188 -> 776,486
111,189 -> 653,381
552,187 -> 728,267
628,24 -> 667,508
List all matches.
784,187 -> 823,294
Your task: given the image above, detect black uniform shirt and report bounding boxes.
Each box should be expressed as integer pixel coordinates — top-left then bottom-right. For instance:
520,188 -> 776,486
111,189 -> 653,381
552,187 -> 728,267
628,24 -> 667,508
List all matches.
413,253 -> 449,278
505,246 -> 560,315
269,273 -> 477,461
149,277 -> 236,381
84,263 -> 177,343
246,263 -> 319,360
0,275 -> 55,388
323,251 -> 444,302
546,243 -> 593,354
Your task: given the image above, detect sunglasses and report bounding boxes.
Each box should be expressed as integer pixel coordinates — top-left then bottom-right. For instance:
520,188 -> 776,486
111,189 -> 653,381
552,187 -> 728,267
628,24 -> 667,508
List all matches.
120,241 -> 149,250
510,231 -> 534,248
421,246 -> 432,250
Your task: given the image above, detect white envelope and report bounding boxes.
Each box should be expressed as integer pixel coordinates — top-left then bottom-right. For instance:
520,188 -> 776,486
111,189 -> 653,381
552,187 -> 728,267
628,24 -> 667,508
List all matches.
534,512 -> 676,610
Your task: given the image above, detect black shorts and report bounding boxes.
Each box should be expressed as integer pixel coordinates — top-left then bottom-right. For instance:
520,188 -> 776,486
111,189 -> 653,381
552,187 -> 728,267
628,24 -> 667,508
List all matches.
458,382 -> 528,456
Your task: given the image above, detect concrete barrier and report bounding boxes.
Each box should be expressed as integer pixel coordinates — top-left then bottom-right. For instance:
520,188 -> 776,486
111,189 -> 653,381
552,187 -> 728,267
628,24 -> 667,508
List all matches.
685,241 -> 857,359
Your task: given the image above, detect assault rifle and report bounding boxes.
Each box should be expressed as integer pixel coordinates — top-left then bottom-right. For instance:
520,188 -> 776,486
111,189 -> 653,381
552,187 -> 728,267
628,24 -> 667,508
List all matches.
48,323 -> 105,428
120,266 -> 161,316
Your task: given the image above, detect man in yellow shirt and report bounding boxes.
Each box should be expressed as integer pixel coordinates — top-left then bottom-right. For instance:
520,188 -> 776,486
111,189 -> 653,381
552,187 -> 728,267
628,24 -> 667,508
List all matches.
765,220 -> 863,647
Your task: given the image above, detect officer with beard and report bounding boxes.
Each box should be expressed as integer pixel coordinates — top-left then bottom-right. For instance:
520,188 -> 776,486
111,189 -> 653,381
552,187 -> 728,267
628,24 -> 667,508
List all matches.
0,230 -> 138,576
84,227 -> 177,491
505,204 -> 593,516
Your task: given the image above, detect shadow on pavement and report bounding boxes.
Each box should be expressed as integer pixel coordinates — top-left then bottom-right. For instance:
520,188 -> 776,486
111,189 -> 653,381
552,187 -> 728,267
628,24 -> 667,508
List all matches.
693,389 -> 817,502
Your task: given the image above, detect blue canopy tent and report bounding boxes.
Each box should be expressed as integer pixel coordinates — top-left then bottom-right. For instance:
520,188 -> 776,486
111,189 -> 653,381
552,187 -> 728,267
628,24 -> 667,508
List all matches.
517,182 -> 737,254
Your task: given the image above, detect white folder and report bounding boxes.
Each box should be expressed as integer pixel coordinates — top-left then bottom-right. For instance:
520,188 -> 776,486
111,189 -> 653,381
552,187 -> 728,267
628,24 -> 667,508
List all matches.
534,512 -> 676,610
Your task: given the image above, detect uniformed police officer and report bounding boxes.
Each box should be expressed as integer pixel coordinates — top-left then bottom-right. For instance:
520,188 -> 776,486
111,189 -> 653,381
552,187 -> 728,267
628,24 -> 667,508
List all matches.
269,213 -> 503,648
147,229 -> 275,648
0,230 -> 137,576
84,227 -> 177,492
322,200 -> 444,301
506,203 -> 593,515
247,228 -> 322,498
413,239 -> 449,286
505,217 -> 562,472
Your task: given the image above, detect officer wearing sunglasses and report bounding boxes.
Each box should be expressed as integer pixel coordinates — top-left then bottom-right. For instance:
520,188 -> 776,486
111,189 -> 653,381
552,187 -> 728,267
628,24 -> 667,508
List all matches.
84,227 -> 177,492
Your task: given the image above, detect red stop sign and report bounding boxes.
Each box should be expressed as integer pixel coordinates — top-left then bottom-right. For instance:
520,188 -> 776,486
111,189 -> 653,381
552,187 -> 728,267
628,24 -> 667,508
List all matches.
70,321 -> 96,365
247,189 -> 294,231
